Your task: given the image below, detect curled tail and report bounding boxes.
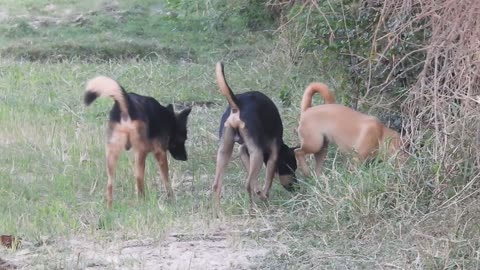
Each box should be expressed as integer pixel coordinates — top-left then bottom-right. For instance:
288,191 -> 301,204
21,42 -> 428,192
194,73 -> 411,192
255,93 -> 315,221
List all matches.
215,62 -> 240,112
84,76 -> 130,119
300,82 -> 336,112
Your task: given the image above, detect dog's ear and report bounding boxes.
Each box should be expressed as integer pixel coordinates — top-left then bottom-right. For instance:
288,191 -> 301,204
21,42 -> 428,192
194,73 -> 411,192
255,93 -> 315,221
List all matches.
166,104 -> 174,112
178,107 -> 192,119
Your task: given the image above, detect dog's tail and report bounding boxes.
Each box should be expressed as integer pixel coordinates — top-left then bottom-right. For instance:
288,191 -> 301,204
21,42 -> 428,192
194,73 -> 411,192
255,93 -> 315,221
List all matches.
301,82 -> 335,112
84,76 -> 130,118
216,62 -> 240,112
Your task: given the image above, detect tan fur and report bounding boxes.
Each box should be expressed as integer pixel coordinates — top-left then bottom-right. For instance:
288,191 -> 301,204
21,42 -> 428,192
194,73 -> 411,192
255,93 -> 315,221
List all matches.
85,76 -> 179,208
104,120 -> 172,208
224,111 -> 245,129
85,76 -> 179,207
216,62 -> 240,112
86,76 -> 129,119
301,82 -> 335,112
296,83 -> 406,176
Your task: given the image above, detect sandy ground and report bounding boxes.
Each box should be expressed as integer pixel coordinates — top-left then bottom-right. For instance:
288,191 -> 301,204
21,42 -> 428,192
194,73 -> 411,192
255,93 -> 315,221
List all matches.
0,221 -> 280,270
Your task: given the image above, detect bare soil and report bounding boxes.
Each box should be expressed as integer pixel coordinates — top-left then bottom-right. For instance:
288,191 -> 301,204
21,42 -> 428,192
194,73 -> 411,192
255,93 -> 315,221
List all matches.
1,221 -> 277,269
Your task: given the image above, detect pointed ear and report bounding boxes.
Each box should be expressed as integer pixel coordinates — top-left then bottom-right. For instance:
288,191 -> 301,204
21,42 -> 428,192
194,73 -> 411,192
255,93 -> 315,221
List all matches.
179,107 -> 192,119
166,104 -> 174,112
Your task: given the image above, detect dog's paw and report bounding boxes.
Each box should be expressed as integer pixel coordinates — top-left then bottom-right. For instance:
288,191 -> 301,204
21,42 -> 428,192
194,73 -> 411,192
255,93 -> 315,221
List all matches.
165,192 -> 176,202
256,190 -> 268,201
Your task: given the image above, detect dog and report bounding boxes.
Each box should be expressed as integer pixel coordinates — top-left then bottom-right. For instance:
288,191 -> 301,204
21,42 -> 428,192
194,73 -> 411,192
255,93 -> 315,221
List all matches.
295,82 -> 406,176
84,76 -> 191,208
212,62 -> 297,205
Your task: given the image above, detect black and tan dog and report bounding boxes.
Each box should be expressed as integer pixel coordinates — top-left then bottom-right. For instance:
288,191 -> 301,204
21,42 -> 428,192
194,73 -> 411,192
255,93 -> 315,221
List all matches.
212,62 -> 297,205
295,82 -> 406,177
84,76 -> 191,208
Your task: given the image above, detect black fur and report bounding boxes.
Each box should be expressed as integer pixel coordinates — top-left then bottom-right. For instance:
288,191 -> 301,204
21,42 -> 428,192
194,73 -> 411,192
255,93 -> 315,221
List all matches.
219,91 -> 298,191
84,91 -> 99,106
108,92 -> 191,161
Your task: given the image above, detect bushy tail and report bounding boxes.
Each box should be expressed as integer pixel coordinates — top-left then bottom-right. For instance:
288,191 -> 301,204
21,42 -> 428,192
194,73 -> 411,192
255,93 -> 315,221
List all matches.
300,82 -> 336,112
84,76 -> 129,118
215,62 -> 240,112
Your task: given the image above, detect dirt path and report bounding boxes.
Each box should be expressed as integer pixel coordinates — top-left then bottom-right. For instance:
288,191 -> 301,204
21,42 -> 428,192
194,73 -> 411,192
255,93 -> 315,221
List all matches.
1,221 -> 277,269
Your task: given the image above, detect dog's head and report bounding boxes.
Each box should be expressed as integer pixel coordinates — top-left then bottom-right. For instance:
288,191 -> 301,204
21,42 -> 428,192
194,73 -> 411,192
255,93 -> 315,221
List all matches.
277,144 -> 298,192
167,104 -> 192,161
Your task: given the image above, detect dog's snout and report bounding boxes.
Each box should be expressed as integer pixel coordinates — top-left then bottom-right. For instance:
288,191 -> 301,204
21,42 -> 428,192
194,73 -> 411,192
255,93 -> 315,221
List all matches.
172,151 -> 187,161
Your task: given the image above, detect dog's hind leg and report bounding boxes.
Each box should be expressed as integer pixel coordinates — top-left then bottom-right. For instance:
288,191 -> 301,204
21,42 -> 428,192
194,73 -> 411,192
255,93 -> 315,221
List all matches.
238,129 -> 264,202
213,126 -> 236,202
240,141 -> 266,200
239,145 -> 250,172
262,143 -> 279,199
134,150 -> 147,198
245,148 -> 263,202
295,134 -> 326,177
105,130 -> 127,208
154,150 -> 174,199
294,148 -> 310,177
356,122 -> 382,163
314,141 -> 329,176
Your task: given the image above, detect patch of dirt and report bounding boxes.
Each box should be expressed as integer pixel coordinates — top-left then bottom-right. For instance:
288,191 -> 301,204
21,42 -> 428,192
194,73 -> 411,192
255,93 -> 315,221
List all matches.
1,223 -> 274,269
0,257 -> 16,270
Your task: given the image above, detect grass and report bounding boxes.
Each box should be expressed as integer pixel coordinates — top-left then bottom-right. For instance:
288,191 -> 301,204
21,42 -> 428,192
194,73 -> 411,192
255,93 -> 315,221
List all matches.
1,0 -> 479,269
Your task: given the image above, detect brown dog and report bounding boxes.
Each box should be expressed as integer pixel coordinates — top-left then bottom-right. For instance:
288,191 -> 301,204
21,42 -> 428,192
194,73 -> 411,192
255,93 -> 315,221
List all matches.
295,82 -> 406,176
84,76 -> 191,208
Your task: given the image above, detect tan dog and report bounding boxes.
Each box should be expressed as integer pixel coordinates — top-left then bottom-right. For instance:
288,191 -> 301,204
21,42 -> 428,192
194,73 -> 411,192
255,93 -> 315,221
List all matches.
295,82 -> 406,176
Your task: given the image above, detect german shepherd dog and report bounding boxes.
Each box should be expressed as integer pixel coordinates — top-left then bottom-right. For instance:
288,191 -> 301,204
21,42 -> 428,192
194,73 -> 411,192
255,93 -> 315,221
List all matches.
295,82 -> 406,177
84,76 -> 191,208
212,63 -> 297,205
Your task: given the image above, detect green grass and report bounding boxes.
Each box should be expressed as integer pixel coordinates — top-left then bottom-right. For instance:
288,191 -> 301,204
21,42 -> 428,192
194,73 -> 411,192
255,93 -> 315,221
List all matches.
1,0 -> 479,269
0,0 -> 272,62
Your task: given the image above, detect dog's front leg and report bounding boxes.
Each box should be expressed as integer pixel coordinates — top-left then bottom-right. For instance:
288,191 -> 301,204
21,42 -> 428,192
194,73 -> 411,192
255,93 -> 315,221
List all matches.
134,150 -> 147,198
154,150 -> 174,199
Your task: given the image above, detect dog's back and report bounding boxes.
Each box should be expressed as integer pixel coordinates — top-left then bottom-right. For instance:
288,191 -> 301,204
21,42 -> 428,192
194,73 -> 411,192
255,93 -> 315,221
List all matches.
125,93 -> 175,139
85,76 -> 191,160
299,104 -> 380,150
219,91 -> 284,151
302,103 -> 402,153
